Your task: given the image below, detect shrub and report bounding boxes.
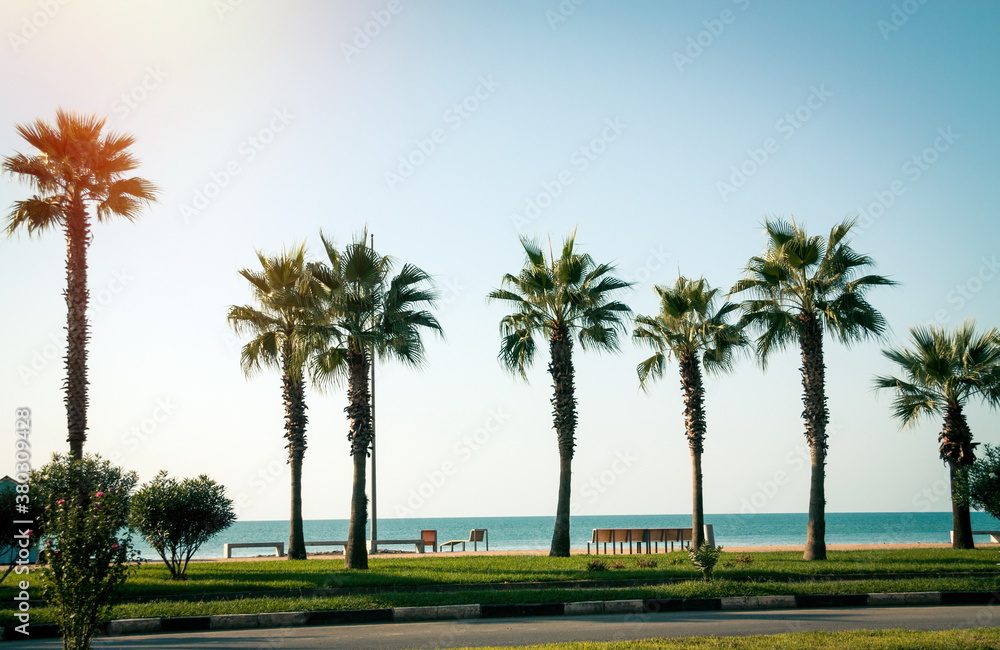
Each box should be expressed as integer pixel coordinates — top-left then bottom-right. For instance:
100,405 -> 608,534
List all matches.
635,557 -> 658,568
609,560 -> 626,570
130,471 -> 236,580
969,444 -> 1000,520
688,542 -> 724,582
31,454 -> 140,650
586,559 -> 608,571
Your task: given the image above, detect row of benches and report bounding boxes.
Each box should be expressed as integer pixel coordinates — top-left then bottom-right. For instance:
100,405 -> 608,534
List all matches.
223,529 -> 490,558
226,528 -> 1000,558
223,540 -> 428,558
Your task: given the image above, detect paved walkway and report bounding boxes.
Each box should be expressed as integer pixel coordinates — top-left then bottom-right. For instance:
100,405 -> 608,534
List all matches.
3,605 -> 999,649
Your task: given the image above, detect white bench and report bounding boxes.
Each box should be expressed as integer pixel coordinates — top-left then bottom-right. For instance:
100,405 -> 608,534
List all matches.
223,542 -> 284,558
306,539 -> 430,553
950,530 -> 1000,543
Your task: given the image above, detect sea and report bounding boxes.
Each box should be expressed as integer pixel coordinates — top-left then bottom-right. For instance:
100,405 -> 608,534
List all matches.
131,512 -> 1000,561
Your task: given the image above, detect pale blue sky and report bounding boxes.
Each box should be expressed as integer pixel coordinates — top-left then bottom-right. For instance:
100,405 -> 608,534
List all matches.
1,1 -> 998,523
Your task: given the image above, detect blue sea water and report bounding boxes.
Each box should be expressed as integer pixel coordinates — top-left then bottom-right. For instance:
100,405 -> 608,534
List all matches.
132,512 -> 1000,561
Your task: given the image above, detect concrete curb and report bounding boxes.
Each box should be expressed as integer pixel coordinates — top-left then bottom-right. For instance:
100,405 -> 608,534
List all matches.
3,590 -> 999,641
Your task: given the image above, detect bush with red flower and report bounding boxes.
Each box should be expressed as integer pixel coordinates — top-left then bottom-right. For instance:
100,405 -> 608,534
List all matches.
30,454 -> 139,650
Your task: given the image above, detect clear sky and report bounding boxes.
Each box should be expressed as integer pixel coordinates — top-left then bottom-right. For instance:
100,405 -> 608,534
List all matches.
1,0 -> 998,524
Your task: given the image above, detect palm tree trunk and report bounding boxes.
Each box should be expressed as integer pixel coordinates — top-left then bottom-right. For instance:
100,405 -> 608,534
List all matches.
65,198 -> 90,459
345,347 -> 372,570
949,461 -> 974,549
282,345 -> 308,560
288,449 -> 305,560
799,313 -> 828,561
940,403 -> 976,549
679,352 -> 707,549
548,326 -> 576,557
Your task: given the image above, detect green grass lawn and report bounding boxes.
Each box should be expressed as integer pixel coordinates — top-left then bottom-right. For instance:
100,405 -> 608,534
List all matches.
454,628 -> 1000,649
3,549 -> 1000,627
42,548 -> 1000,597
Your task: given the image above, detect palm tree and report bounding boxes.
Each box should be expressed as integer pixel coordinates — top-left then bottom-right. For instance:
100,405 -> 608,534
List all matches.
3,110 -> 157,458
874,321 -> 1000,549
488,231 -> 632,557
227,244 -> 318,560
731,217 -> 895,560
310,232 -> 441,570
633,276 -> 748,548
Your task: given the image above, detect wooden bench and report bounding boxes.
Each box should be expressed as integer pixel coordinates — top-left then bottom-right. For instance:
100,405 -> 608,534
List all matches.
951,530 -> 1000,543
223,542 -> 284,558
586,525 -> 715,554
441,529 -> 488,552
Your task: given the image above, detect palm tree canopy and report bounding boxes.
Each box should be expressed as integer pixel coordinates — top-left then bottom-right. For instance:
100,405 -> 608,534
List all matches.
874,320 -> 1000,427
309,231 -> 442,387
227,243 -> 319,377
3,109 -> 158,235
633,276 -> 748,388
487,230 -> 633,379
731,216 -> 896,365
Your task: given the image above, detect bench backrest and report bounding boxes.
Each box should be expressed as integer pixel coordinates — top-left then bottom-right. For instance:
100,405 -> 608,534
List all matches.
470,529 -> 486,542
421,530 -> 437,544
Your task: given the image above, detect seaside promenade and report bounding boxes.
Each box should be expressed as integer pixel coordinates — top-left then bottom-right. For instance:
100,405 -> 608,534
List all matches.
209,542 -> 959,561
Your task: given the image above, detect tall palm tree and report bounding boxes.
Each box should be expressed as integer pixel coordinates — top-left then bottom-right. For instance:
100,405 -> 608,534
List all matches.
731,217 -> 895,560
227,244 -> 318,560
633,276 -> 748,548
310,232 -> 441,570
874,321 -> 1000,549
488,231 -> 631,557
3,110 -> 157,458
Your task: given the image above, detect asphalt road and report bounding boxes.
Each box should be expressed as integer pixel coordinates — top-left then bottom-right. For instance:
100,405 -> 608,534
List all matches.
5,606 -> 1000,649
